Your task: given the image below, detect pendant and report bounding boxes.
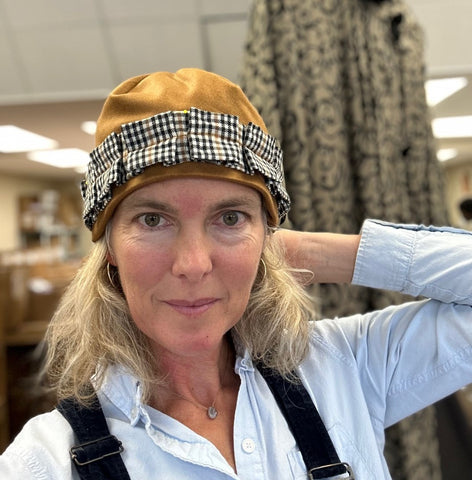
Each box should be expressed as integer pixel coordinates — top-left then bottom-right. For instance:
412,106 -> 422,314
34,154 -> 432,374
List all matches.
207,406 -> 218,419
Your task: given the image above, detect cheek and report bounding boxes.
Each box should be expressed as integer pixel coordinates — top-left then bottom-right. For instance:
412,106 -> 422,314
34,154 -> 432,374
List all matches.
115,244 -> 169,294
220,245 -> 262,291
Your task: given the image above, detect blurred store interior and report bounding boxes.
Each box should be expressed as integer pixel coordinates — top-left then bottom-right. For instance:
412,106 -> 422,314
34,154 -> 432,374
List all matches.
0,0 -> 471,477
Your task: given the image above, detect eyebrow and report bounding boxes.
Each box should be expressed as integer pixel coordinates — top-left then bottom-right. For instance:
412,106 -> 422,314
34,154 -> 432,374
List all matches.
121,199 -> 178,214
121,194 -> 262,214
212,196 -> 262,211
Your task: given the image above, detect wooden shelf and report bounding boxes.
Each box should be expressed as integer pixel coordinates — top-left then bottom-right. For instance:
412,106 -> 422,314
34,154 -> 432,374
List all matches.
4,321 -> 49,346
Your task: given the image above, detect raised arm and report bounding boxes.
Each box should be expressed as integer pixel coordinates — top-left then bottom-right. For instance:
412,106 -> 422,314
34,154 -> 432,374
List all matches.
275,228 -> 360,284
278,219 -> 472,304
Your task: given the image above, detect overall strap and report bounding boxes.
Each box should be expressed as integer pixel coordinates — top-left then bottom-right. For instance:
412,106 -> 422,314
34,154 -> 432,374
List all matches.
259,368 -> 354,480
57,387 -> 131,480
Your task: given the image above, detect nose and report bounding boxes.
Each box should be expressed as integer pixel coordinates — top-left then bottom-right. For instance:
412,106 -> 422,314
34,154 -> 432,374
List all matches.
171,228 -> 213,281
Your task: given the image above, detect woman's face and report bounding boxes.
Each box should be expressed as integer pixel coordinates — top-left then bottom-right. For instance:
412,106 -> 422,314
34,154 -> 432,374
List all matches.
108,177 -> 266,361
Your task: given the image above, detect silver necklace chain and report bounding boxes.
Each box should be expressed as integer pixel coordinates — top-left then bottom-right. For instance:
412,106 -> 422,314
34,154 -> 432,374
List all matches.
172,389 -> 221,419
164,342 -> 232,420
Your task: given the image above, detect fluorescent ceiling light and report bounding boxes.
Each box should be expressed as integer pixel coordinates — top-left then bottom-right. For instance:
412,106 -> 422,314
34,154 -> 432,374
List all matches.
81,121 -> 96,135
436,148 -> 458,162
0,125 -> 58,153
425,77 -> 468,106
432,116 -> 472,138
74,165 -> 87,174
27,148 -> 90,169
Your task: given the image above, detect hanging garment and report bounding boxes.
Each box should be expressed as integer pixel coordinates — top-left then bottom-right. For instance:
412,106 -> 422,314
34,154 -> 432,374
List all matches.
240,1 -> 448,479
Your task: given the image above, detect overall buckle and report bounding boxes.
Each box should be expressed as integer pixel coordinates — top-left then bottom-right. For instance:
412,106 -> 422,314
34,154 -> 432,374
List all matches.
70,435 -> 124,466
308,462 -> 355,479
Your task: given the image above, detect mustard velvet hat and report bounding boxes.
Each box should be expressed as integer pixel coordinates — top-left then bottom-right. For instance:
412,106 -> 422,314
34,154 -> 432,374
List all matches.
81,68 -> 290,241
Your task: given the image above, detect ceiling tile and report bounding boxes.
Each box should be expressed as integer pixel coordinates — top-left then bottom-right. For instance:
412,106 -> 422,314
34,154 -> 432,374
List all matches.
14,26 -> 115,95
200,0 -> 252,16
2,0 -> 98,28
100,0 -> 199,21
107,19 -> 205,80
0,23 -> 25,96
406,0 -> 472,74
204,19 -> 248,83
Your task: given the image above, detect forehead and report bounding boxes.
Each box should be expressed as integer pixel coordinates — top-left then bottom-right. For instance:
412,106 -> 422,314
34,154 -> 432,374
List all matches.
117,177 -> 263,211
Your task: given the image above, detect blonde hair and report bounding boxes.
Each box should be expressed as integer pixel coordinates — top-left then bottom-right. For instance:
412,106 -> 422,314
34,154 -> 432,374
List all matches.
43,232 -> 316,405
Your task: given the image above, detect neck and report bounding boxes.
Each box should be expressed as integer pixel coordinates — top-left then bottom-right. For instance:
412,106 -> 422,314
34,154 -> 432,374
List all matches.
154,336 -> 236,410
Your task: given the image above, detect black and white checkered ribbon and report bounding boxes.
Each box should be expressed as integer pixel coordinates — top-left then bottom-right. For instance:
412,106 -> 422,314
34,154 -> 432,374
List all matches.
81,108 -> 290,230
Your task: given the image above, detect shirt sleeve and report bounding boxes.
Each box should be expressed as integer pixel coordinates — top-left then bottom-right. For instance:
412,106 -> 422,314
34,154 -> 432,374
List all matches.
0,410 -> 76,479
346,220 -> 472,426
352,219 -> 472,304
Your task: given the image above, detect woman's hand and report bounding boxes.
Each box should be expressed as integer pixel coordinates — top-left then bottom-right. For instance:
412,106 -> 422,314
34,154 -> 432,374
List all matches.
274,229 -> 361,285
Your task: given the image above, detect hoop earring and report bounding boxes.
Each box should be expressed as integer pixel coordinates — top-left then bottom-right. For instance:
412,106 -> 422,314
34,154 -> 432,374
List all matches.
259,258 -> 267,282
106,263 -> 119,289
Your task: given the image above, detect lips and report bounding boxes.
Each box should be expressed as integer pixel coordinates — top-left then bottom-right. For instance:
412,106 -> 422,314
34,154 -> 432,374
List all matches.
164,298 -> 218,315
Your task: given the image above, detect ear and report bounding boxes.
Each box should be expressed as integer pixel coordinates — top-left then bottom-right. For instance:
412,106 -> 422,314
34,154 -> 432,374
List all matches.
106,250 -> 116,266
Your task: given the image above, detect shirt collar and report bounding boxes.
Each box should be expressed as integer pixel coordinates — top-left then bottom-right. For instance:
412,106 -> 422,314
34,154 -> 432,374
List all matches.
98,343 -> 254,426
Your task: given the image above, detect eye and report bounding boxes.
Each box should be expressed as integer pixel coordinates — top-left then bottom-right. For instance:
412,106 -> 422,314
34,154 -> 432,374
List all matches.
140,213 -> 162,227
221,211 -> 241,226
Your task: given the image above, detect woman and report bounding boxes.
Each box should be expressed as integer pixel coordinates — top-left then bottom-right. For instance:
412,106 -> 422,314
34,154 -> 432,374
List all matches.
0,69 -> 471,479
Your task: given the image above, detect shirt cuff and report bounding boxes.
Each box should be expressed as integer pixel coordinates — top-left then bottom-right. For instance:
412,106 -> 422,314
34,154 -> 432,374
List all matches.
352,220 -> 416,292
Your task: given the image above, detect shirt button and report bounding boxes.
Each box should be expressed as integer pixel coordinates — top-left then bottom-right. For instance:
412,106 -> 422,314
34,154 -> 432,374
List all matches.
241,438 -> 256,454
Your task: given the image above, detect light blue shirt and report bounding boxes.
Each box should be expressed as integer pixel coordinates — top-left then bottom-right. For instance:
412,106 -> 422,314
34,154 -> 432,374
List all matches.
1,220 -> 471,479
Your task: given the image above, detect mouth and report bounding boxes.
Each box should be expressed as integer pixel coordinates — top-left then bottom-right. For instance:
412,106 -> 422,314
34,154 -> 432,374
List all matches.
164,298 -> 218,316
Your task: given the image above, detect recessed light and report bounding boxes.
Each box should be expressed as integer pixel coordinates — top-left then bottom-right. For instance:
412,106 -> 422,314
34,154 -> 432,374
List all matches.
425,77 -> 468,106
436,148 -> 458,162
0,125 -> 58,153
74,165 -> 87,174
81,121 -> 97,136
27,148 -> 90,169
432,116 -> 472,138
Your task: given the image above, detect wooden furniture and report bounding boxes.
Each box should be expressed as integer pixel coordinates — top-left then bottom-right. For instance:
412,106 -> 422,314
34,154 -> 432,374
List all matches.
0,268 -> 9,453
0,255 -> 80,453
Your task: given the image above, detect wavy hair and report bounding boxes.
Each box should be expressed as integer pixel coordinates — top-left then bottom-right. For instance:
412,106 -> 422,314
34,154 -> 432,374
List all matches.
42,231 -> 316,405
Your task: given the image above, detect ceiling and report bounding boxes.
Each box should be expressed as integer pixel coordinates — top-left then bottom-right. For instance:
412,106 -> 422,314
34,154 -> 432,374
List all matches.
0,0 -> 471,181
